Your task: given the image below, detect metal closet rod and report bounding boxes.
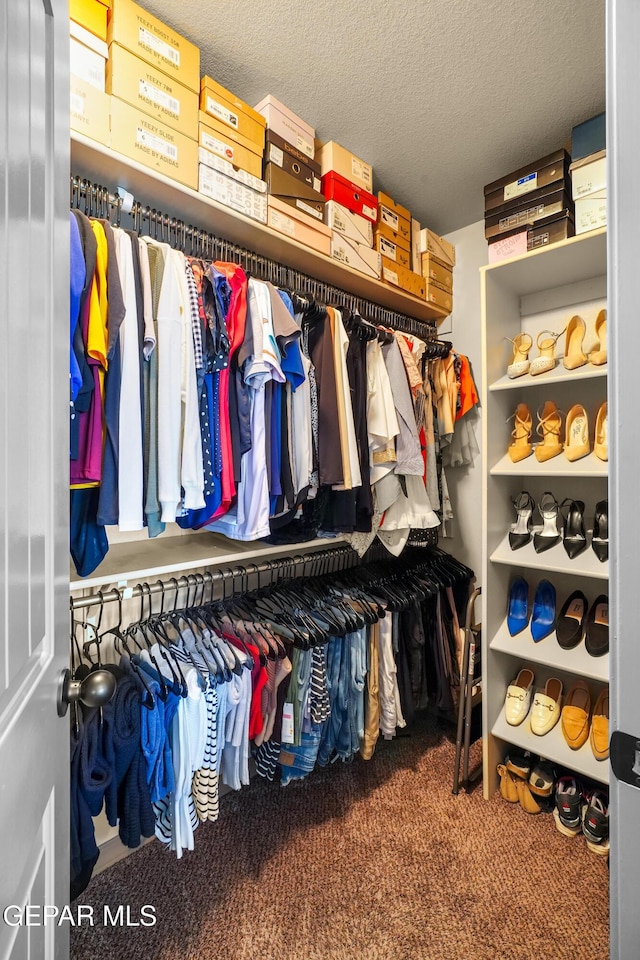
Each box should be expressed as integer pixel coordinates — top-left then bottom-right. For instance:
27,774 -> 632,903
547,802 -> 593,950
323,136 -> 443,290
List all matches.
69,545 -> 359,612
69,174 -> 437,341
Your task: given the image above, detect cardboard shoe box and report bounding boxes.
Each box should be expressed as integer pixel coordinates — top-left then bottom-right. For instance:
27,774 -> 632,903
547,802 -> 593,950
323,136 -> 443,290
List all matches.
315,140 -> 373,193
71,75 -> 110,145
267,195 -> 331,255
375,219 -> 410,253
321,172 -> 378,222
575,192 -> 607,234
381,256 -> 426,299
570,150 -> 606,200
484,149 -> 570,212
198,164 -> 267,224
571,112 -> 606,163
264,163 -> 325,220
419,228 -> 455,268
266,130 -> 321,191
330,233 -> 381,279
198,148 -> 266,194
70,24 -> 108,91
324,200 -> 373,247
425,280 -> 453,314
110,96 -> 198,189
410,218 -> 421,274
377,192 -> 411,245
374,233 -> 410,269
420,253 -> 453,291
107,44 -> 198,137
108,0 -> 200,92
70,0 -> 111,42
199,112 -> 263,180
201,77 -> 266,154
254,94 -> 315,160
484,186 -> 573,240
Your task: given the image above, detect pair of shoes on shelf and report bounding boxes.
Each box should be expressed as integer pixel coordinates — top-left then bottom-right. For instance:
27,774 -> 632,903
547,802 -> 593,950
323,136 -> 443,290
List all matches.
507,576 -> 555,640
498,754 -> 555,813
554,777 -> 610,854
507,401 -> 607,463
564,312 -> 608,369
505,310 -> 607,379
504,668 -> 563,735
561,682 -> 609,759
556,591 -> 609,655
508,492 -> 608,561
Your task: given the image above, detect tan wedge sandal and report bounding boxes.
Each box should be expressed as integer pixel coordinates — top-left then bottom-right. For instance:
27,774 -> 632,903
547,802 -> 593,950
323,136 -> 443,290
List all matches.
529,328 -> 566,376
594,401 -> 608,461
589,309 -> 607,366
564,404 -> 591,462
563,315 -> 588,370
534,401 -> 563,462
505,332 -> 533,379
508,403 -> 533,462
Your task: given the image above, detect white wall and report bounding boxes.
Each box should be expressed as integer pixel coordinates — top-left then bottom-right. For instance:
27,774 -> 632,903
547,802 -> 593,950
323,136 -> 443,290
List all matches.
441,219 -> 487,582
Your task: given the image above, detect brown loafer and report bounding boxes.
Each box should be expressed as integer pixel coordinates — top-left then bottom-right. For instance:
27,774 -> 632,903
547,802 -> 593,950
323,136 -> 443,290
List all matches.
561,680 -> 591,750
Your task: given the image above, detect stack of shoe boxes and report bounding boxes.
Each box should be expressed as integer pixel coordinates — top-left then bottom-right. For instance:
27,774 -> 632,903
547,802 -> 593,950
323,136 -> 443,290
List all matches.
484,149 -> 574,263
198,78 -> 267,223
70,0 -> 111,146
570,113 -> 606,236
418,228 -> 455,313
317,142 -> 381,278
377,193 -> 425,298
106,0 -> 200,189
255,96 -> 330,253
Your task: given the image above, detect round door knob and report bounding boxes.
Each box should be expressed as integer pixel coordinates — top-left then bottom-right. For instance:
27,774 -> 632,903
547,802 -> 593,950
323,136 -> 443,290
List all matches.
57,667 -> 117,717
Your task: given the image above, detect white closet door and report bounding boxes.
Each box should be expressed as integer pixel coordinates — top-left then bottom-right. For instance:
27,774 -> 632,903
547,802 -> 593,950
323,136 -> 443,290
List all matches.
0,1 -> 70,958
608,0 -> 640,955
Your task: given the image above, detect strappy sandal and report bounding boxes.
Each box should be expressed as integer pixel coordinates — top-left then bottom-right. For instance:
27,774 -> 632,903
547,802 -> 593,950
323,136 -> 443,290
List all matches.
505,332 -> 533,379
507,403 -> 532,462
529,328 -> 566,376
534,401 -> 563,462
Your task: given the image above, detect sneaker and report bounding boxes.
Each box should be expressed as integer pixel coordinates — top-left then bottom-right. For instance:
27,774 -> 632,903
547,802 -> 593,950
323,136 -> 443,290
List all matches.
553,776 -> 584,837
582,790 -> 610,855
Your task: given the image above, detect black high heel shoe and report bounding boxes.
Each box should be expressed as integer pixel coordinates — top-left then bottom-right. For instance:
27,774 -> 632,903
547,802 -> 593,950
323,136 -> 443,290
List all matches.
533,492 -> 562,554
592,500 -> 608,563
561,499 -> 587,559
509,491 -> 534,550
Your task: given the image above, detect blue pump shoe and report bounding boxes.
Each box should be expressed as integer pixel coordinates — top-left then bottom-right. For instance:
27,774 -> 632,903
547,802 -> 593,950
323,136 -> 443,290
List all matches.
507,576 -> 529,636
531,579 -> 556,641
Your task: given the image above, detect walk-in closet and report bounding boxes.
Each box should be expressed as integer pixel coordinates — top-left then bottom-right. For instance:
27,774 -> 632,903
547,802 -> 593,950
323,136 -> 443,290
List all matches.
1,1 -> 639,959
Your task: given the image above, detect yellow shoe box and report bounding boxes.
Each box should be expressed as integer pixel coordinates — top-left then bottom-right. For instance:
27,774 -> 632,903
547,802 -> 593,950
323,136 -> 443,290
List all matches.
107,44 -> 198,138
107,0 -> 200,93
420,253 -> 453,291
70,0 -> 111,42
200,76 -> 266,155
198,112 -> 263,181
425,280 -> 453,313
381,256 -> 425,299
110,96 -> 198,190
374,233 -> 411,269
71,75 -> 110,145
419,227 -> 456,268
378,191 -> 411,245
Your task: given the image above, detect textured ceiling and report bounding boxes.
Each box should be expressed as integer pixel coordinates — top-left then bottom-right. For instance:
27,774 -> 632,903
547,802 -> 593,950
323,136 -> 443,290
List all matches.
141,0 -> 605,234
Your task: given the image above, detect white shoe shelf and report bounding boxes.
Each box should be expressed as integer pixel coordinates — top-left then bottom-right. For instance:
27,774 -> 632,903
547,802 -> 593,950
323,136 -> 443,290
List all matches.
480,229 -> 609,797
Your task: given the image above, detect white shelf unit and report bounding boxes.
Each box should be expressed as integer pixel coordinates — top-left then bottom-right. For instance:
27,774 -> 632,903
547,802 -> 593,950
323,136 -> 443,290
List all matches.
480,229 -> 609,798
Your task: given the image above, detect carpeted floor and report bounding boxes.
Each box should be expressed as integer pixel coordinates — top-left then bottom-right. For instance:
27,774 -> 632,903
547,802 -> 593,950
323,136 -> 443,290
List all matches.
70,717 -> 609,960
